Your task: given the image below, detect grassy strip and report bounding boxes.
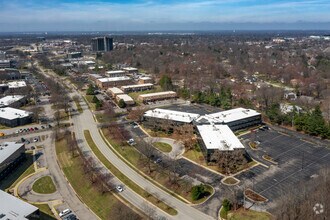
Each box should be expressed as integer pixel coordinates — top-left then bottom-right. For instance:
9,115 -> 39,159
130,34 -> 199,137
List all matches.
0,153 -> 34,190
84,95 -> 96,111
84,130 -> 178,216
33,203 -> 56,220
32,176 -> 56,194
100,129 -> 212,204
55,137 -> 142,219
220,206 -> 228,219
227,208 -> 272,220
74,100 -> 83,113
153,142 -> 172,153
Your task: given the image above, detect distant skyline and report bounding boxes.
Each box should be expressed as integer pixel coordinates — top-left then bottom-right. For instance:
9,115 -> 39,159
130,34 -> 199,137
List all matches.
0,0 -> 330,32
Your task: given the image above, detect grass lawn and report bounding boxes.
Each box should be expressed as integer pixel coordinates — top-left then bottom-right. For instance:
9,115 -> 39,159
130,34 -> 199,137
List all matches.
84,95 -> 96,111
227,208 -> 271,220
220,206 -> 228,219
0,124 -> 10,129
223,177 -> 239,185
32,176 -> 56,194
59,110 -> 69,121
33,203 -> 56,220
0,153 -> 35,191
100,129 -> 213,204
55,137 -> 142,219
153,142 -> 172,153
74,100 -> 83,113
95,113 -> 116,123
84,130 -> 178,215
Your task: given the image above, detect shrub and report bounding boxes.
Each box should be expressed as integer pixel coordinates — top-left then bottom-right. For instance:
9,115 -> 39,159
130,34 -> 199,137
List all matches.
222,198 -> 231,212
191,184 -> 206,201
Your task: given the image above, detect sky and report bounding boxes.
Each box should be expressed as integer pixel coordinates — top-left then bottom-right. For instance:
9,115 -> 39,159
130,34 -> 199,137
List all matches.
0,0 -> 329,32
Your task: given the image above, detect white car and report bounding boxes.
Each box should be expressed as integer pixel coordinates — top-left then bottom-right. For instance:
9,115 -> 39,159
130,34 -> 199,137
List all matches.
116,185 -> 123,192
59,209 -> 72,217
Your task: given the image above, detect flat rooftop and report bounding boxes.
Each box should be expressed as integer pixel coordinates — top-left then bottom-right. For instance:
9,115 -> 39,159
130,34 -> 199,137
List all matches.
0,107 -> 31,120
138,91 -> 176,98
196,124 -> 245,151
144,108 -> 200,123
108,87 -> 124,94
0,95 -> 25,107
106,70 -> 125,74
121,83 -> 153,89
98,76 -> 130,82
117,94 -> 134,102
197,108 -> 260,124
122,67 -> 138,71
7,81 -> 26,89
0,190 -> 38,220
0,142 -> 24,165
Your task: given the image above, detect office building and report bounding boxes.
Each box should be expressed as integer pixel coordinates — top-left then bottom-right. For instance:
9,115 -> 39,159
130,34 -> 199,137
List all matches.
0,107 -> 33,127
137,91 -> 177,103
91,36 -> 113,52
0,95 -> 27,108
116,94 -> 135,106
96,76 -> 131,89
107,87 -> 124,98
0,190 -> 39,219
0,142 -> 25,180
196,108 -> 262,131
67,51 -> 82,59
106,70 -> 126,78
0,68 -> 21,80
0,60 -> 13,68
0,51 -> 6,60
196,124 -> 245,161
121,83 -> 153,93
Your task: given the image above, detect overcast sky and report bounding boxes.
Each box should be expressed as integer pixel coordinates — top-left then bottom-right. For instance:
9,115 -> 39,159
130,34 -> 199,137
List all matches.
0,0 -> 330,32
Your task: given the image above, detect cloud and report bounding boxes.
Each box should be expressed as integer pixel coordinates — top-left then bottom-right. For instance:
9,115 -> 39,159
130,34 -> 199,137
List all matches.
0,0 -> 329,31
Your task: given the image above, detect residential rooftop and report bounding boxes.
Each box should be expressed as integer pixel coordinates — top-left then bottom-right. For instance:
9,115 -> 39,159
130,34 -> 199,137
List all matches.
196,124 -> 245,151
116,94 -> 134,103
144,108 -> 200,123
0,190 -> 38,220
108,87 -> 124,94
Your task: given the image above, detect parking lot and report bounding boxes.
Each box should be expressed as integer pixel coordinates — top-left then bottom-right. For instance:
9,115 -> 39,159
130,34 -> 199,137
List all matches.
238,129 -> 330,204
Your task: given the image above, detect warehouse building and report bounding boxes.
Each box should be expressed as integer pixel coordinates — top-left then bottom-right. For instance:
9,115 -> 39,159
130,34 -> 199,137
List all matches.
0,95 -> 27,108
0,190 -> 39,219
0,142 -> 25,180
196,108 -> 261,131
107,87 -> 124,98
121,83 -> 153,93
196,124 -> 245,161
0,107 -> 33,127
96,76 -> 131,89
116,94 -> 135,106
138,91 -> 177,103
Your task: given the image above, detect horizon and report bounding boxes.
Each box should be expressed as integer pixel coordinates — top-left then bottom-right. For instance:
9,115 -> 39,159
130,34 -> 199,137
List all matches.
0,0 -> 330,32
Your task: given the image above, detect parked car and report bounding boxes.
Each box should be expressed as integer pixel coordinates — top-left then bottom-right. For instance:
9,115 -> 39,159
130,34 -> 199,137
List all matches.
41,125 -> 45,129
127,138 -> 136,146
63,214 -> 77,220
34,127 -> 39,130
154,158 -> 162,164
59,209 -> 72,217
33,138 -> 38,142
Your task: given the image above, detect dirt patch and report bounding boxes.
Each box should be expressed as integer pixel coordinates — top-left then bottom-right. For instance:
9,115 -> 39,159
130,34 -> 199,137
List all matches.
245,188 -> 267,203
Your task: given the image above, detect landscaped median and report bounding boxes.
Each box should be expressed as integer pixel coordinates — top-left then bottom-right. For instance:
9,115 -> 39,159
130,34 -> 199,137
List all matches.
153,142 -> 172,153
32,176 -> 56,194
99,128 -> 214,205
55,132 -> 144,219
83,130 -> 178,216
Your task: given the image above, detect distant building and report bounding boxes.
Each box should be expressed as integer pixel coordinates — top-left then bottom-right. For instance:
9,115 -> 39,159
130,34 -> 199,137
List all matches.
0,84 -> 9,94
280,103 -> 302,114
91,37 -> 113,52
107,87 -> 124,98
122,67 -> 138,74
0,189 -> 39,219
0,68 -> 21,80
0,142 -> 25,180
138,76 -> 153,84
116,94 -> 135,106
0,60 -> 13,68
0,95 -> 27,108
67,52 -> 82,59
0,51 -> 6,60
196,108 -> 262,131
7,81 -> 27,93
106,70 -> 126,78
96,76 -> 131,89
121,83 -> 153,93
137,91 -> 177,103
196,124 -> 245,161
0,107 -> 33,127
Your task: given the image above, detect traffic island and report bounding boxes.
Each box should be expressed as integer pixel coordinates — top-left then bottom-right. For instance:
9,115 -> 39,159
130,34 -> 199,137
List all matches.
222,177 -> 240,186
244,188 -> 268,203
262,155 -> 278,165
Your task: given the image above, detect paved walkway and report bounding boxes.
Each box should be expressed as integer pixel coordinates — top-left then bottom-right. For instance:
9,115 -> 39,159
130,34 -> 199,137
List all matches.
144,137 -> 185,159
18,169 -> 61,203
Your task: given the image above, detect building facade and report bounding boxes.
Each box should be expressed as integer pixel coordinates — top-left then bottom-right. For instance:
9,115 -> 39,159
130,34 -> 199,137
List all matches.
137,91 -> 177,103
96,76 -> 131,89
91,37 -> 113,52
0,107 -> 33,127
0,142 -> 25,180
